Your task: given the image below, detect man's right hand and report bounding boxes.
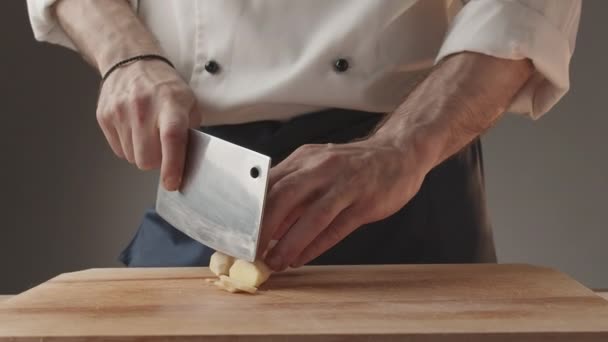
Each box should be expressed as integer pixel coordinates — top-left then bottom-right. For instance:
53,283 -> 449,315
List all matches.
54,0 -> 202,191
97,60 -> 201,191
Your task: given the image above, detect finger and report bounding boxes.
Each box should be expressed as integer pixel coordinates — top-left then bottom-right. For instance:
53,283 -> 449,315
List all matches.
257,203 -> 305,259
188,101 -> 203,129
259,170 -> 323,254
159,115 -> 189,191
116,124 -> 135,163
129,93 -> 161,170
109,104 -> 135,163
132,125 -> 161,170
272,204 -> 306,240
268,163 -> 297,189
266,145 -> 316,189
265,191 -> 350,271
98,121 -> 124,159
290,205 -> 362,268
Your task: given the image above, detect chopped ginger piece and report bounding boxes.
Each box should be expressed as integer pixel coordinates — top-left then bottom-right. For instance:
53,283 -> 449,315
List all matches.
209,251 -> 235,276
214,275 -> 258,294
207,251 -> 273,294
229,259 -> 272,288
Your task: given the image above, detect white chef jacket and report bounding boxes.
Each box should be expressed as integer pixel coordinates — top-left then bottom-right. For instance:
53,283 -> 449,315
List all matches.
27,0 -> 581,126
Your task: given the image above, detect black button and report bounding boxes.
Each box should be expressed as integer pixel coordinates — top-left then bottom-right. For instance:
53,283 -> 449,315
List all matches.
333,58 -> 349,72
204,60 -> 220,74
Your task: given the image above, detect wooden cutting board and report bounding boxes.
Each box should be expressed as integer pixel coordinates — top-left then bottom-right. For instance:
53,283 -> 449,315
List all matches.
1,264 -> 608,341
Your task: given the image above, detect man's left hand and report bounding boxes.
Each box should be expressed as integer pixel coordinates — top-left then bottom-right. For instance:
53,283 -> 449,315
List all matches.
260,52 -> 534,272
261,138 -> 429,271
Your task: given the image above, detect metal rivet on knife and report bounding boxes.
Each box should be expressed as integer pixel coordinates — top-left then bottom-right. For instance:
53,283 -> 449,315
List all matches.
250,167 -> 260,179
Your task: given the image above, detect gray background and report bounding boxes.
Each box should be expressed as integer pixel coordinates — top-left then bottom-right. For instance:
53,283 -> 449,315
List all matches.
1,1 -> 605,294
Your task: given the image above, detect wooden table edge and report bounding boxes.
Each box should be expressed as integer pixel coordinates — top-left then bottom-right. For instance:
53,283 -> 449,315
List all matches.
1,291 -> 607,303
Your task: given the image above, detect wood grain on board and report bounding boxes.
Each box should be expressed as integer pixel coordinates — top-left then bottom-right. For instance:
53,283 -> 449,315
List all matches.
1,264 -> 608,341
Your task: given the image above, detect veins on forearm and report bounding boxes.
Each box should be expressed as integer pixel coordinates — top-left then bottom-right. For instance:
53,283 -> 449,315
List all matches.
370,52 -> 533,170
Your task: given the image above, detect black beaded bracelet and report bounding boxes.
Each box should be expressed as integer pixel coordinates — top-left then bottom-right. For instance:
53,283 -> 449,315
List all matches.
101,54 -> 175,83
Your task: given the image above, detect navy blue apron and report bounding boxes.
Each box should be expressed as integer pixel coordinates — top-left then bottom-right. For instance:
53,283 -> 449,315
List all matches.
119,109 -> 497,267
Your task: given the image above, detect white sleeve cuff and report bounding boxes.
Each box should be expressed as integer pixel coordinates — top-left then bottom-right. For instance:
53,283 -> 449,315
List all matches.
435,0 -> 581,119
26,0 -> 139,51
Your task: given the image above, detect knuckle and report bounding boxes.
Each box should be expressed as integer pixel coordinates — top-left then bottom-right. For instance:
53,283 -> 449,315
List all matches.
132,94 -> 149,109
294,144 -> 315,156
135,147 -> 161,170
112,102 -> 127,122
133,109 -> 148,125
350,205 -> 372,225
137,158 -> 160,171
324,226 -> 343,245
320,153 -> 340,168
368,201 -> 396,222
96,110 -> 109,126
311,206 -> 334,226
270,178 -> 298,201
160,124 -> 186,143
97,102 -> 119,125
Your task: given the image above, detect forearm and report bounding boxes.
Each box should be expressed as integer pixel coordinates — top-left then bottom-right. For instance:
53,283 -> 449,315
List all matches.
371,52 -> 533,171
54,0 -> 162,73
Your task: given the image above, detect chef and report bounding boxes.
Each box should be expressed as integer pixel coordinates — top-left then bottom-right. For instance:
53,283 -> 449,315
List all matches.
26,0 -> 581,272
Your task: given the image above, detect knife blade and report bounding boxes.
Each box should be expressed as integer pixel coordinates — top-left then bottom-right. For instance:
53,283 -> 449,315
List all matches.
155,128 -> 271,262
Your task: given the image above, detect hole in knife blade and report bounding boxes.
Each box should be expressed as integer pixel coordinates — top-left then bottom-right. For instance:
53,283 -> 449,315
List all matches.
250,167 -> 260,178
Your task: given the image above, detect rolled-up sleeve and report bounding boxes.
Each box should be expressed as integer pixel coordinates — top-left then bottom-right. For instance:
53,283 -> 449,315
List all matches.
436,0 -> 582,119
26,0 -> 138,50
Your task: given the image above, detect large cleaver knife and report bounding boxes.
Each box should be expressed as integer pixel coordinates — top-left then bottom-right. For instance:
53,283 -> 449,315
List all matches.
155,129 -> 271,262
